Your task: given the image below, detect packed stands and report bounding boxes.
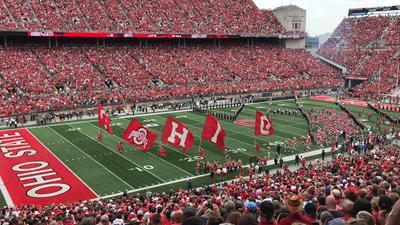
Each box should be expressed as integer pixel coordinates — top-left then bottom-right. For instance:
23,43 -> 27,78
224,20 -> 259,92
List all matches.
0,138 -> 399,225
309,109 -> 362,146
0,44 -> 341,116
318,15 -> 400,99
0,0 -> 285,35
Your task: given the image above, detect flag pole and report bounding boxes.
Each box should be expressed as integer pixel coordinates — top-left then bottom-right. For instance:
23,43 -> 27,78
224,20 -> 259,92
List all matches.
158,140 -> 162,157
253,135 -> 257,154
198,137 -> 203,151
198,137 -> 205,161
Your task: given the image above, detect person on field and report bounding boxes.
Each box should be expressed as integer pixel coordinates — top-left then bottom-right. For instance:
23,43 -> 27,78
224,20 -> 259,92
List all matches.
199,148 -> 206,158
277,144 -> 281,155
159,146 -> 167,158
97,131 -> 102,141
117,141 -> 123,153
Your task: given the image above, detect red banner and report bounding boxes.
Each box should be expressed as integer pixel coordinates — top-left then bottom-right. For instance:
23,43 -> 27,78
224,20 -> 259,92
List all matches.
201,114 -> 226,150
161,117 -> 194,152
0,129 -> 97,206
121,118 -> 158,152
255,111 -> 274,136
98,104 -> 112,134
28,31 -> 240,39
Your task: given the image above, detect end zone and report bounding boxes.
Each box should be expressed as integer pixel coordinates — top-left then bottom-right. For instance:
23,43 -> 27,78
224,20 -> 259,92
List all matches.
310,96 -> 368,107
0,129 -> 97,206
234,119 -> 255,128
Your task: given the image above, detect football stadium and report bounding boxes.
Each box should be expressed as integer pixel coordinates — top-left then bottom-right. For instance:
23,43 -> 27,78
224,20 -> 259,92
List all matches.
0,1 -> 399,225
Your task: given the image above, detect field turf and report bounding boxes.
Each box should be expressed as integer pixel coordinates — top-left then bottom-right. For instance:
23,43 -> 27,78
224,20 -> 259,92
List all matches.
1,98 -> 395,206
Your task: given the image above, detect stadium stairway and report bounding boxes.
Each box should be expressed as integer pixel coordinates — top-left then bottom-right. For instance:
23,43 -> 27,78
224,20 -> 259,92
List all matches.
310,49 -> 347,74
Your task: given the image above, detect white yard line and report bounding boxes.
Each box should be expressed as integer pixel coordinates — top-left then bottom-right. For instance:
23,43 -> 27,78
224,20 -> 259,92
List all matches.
28,109 -> 193,129
176,120 -> 254,157
67,124 -> 167,183
26,99 -> 294,129
118,117 -> 226,161
25,129 -> 99,198
95,172 -> 211,200
47,126 -> 135,190
96,146 -> 330,200
86,122 -> 194,177
0,177 -> 14,207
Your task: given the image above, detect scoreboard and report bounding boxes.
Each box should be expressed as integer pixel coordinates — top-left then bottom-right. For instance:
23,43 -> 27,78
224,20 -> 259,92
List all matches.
348,5 -> 400,16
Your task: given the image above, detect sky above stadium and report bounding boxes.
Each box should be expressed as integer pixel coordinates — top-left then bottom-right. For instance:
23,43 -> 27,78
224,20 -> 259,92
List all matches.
253,0 -> 400,36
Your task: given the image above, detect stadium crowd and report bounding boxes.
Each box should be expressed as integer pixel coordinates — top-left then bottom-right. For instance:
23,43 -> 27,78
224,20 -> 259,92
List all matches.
309,109 -> 362,147
0,0 -> 285,35
0,45 -> 341,116
318,15 -> 400,100
0,138 -> 399,225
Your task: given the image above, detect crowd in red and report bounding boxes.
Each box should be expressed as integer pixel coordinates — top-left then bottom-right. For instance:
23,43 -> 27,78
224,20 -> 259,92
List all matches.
318,15 -> 400,100
0,138 -> 399,225
309,109 -> 361,147
0,0 -> 285,35
0,44 -> 341,116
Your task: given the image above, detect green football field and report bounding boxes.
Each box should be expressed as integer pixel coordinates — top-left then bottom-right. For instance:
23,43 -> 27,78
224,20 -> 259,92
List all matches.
0,98 -> 396,207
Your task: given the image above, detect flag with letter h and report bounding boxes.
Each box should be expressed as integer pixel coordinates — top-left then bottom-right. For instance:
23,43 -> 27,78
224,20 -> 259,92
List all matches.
161,117 -> 194,152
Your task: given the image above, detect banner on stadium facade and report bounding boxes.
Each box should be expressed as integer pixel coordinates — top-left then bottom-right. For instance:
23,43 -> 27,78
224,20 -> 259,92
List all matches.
27,31 -> 241,39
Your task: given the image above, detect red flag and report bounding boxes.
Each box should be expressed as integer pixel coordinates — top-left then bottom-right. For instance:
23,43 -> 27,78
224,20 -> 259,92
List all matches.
121,118 -> 158,152
161,117 -> 194,152
104,116 -> 113,134
255,142 -> 260,153
98,103 -> 113,134
255,111 -> 274,136
117,141 -> 123,153
201,114 -> 226,150
98,103 -> 106,125
159,146 -> 167,158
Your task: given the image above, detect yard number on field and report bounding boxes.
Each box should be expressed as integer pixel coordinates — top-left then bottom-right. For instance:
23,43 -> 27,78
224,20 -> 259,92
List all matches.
144,123 -> 159,128
129,165 -> 154,171
66,127 -> 81,132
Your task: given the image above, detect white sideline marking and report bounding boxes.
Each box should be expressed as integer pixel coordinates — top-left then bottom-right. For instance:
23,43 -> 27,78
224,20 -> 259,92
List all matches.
47,127 -> 134,190
69,124 -> 167,183
28,109 -> 192,129
25,129 -> 100,198
104,122 -> 194,177
26,98 -> 294,129
95,146 -> 330,200
0,177 -> 14,207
